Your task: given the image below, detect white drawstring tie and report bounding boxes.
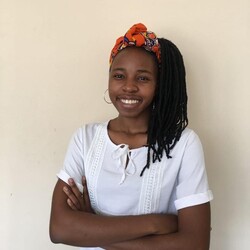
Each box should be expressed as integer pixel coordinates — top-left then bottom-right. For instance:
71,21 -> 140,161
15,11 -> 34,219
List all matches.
111,144 -> 136,184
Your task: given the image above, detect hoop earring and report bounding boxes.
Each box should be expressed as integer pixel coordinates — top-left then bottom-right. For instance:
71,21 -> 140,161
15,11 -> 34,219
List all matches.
104,89 -> 112,104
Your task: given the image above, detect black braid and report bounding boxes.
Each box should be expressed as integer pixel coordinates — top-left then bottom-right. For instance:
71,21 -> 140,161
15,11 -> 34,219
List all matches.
140,38 -> 188,176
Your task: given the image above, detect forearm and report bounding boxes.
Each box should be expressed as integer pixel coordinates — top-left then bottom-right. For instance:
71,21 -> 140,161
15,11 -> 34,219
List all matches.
104,232 -> 210,250
50,180 -> 177,247
51,209 -> 160,247
104,203 -> 211,250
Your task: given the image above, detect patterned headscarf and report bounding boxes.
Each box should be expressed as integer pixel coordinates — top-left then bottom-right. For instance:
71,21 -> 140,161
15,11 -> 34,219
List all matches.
109,23 -> 160,64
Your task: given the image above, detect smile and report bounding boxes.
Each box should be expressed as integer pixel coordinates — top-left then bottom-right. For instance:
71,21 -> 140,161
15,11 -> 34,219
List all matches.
120,99 -> 140,104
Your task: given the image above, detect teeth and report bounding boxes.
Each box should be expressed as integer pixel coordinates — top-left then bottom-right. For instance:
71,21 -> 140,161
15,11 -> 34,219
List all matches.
121,99 -> 139,104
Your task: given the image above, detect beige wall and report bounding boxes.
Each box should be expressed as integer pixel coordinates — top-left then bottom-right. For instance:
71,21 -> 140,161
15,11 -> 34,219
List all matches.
1,0 -> 249,249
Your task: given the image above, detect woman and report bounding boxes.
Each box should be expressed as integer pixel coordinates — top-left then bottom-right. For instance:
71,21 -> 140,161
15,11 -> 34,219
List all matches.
50,23 -> 213,250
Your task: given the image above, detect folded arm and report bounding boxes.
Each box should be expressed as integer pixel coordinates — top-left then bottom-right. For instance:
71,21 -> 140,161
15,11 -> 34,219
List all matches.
49,179 -> 178,247
103,202 -> 211,250
76,178 -> 210,250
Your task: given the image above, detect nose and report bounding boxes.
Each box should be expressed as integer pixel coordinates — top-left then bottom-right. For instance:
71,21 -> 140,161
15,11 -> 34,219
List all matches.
122,79 -> 138,93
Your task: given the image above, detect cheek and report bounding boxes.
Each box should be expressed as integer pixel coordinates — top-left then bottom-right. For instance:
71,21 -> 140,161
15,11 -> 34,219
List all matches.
107,84 -> 117,101
108,78 -> 112,89
108,80 -> 121,93
108,80 -> 114,95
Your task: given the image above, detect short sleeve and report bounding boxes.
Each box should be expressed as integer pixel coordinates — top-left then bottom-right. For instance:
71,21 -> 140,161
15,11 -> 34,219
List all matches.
57,127 -> 85,193
174,131 -> 213,210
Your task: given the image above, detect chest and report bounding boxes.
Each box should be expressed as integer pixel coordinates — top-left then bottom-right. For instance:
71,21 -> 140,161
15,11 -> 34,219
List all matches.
83,125 -> 182,215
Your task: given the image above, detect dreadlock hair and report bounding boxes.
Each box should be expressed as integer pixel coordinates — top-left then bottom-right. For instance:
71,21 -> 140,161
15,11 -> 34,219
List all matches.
140,38 -> 188,176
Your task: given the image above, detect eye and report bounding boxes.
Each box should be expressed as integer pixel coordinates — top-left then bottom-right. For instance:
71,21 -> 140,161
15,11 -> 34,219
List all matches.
137,76 -> 150,82
113,74 -> 124,80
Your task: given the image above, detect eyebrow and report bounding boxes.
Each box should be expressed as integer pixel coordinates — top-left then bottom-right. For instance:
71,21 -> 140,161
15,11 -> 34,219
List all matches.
137,69 -> 153,74
111,68 -> 154,75
110,67 -> 125,72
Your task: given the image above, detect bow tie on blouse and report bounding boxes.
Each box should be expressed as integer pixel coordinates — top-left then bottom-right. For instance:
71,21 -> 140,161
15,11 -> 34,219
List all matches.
111,144 -> 137,185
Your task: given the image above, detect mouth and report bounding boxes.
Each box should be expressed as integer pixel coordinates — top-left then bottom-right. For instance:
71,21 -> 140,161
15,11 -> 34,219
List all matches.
120,99 -> 140,105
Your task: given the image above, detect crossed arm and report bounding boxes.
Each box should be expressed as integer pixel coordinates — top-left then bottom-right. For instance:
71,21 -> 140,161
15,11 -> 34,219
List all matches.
49,178 -> 211,250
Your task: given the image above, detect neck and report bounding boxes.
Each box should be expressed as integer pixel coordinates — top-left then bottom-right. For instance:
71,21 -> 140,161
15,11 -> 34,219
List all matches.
110,116 -> 149,135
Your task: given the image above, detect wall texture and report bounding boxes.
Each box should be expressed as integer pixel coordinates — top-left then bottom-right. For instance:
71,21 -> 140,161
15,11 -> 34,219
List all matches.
1,0 -> 249,249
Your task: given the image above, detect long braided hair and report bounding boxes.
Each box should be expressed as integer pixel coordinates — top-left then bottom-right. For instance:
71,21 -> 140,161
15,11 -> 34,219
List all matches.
140,38 -> 188,176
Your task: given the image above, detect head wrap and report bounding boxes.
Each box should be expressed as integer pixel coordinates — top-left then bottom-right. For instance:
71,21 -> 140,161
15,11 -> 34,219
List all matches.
109,23 -> 160,64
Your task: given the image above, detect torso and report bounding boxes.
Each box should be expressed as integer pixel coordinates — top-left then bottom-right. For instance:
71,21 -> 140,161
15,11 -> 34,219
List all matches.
58,121 -> 209,215
83,122 -> 191,216
58,121 -> 212,250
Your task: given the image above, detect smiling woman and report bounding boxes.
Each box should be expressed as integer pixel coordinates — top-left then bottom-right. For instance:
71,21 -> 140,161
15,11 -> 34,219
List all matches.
108,47 -> 157,121
49,23 -> 213,250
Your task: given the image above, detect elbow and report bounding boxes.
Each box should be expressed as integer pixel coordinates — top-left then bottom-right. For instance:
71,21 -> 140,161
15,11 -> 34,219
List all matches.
50,234 -> 60,244
49,218 -> 66,244
190,240 -> 210,250
188,240 -> 210,250
49,215 -> 76,245
49,223 -> 61,244
181,243 -> 209,250
177,232 -> 210,250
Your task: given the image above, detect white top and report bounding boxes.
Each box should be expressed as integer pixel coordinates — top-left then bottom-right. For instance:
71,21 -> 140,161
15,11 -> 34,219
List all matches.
57,121 -> 213,250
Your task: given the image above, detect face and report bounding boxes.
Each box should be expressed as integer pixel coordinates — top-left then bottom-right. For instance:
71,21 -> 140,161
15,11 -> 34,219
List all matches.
108,47 -> 158,120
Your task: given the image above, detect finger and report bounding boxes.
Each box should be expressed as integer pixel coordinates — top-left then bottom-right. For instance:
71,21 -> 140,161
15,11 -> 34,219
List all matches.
68,178 -> 84,205
82,176 -> 93,212
63,186 -> 81,210
67,198 -> 78,211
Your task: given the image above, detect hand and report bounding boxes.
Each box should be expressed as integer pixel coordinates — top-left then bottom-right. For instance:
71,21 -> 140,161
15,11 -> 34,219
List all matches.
63,176 -> 94,213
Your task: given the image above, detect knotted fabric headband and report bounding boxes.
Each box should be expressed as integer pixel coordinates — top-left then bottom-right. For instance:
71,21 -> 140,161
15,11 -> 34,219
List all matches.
109,23 -> 161,64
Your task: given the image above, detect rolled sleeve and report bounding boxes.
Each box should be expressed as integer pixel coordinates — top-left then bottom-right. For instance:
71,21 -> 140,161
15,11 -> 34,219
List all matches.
175,190 -> 213,210
174,131 -> 213,210
57,127 -> 85,193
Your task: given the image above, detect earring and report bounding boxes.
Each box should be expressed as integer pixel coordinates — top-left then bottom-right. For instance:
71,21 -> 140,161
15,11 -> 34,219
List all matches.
104,89 -> 112,104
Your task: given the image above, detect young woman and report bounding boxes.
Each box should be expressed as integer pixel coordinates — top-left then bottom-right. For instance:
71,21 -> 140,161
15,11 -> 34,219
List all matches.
49,23 -> 213,250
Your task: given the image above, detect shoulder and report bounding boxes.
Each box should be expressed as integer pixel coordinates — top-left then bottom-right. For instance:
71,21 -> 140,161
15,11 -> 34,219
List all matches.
178,127 -> 202,147
72,121 -> 108,142
170,127 -> 204,159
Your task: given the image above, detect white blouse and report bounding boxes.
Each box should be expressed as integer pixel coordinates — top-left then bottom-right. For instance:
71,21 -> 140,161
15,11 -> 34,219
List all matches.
57,121 -> 213,249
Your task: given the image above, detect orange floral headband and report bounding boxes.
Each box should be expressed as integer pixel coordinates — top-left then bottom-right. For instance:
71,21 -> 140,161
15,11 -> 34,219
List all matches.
109,23 -> 161,64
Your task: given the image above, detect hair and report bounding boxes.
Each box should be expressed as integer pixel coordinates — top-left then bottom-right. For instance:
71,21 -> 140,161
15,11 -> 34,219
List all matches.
140,38 -> 188,176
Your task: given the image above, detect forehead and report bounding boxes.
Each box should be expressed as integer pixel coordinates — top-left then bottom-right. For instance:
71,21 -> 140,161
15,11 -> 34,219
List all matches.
111,47 -> 158,70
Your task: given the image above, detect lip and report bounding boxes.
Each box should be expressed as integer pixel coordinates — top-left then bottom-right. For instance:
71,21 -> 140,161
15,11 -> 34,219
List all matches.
120,99 -> 140,104
116,96 -> 142,108
117,95 -> 142,101
118,95 -> 141,102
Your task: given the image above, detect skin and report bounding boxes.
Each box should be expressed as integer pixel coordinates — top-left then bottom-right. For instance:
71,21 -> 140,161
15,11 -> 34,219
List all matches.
49,47 -> 211,249
64,178 -> 211,250
107,47 -> 158,148
50,179 -> 178,247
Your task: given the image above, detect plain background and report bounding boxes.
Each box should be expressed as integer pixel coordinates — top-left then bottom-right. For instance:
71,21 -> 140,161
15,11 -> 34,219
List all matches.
1,0 -> 249,249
